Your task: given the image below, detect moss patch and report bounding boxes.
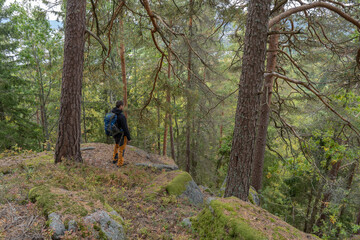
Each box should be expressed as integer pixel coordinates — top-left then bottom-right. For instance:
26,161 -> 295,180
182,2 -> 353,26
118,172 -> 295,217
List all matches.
28,186 -> 58,215
165,171 -> 192,196
193,197 -> 320,240
29,186 -> 91,217
193,197 -> 267,240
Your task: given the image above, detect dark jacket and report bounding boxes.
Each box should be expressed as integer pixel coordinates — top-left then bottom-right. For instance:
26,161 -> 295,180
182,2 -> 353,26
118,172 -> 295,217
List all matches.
111,107 -> 131,141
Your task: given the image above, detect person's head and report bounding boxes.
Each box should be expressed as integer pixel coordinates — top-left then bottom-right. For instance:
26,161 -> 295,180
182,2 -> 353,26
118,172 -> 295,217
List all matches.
116,100 -> 124,110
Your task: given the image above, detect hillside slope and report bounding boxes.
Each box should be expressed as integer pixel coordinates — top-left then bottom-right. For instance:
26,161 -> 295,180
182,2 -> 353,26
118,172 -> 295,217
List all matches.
0,143 -> 320,239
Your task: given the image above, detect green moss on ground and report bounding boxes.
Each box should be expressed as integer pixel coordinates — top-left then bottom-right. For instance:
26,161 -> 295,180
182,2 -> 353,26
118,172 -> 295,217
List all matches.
165,171 -> 192,196
193,197 -> 267,240
28,186 -> 58,215
29,186 -> 89,217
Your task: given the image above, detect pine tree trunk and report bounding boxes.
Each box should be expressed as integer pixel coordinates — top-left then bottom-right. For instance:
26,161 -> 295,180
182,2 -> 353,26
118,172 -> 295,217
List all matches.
163,33 -> 172,156
82,89 -> 87,143
119,14 -> 128,118
169,114 -> 176,161
163,87 -> 170,156
224,0 -> 271,200
251,24 -> 280,191
32,44 -> 50,150
185,0 -> 193,173
55,0 -> 86,163
157,102 -> 161,154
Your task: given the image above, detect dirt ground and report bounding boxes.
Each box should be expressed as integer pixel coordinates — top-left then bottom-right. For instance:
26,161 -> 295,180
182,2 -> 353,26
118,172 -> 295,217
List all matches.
81,143 -> 177,168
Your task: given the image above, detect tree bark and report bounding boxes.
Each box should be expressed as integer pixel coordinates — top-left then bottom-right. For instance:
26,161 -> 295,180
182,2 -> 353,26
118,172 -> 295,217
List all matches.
163,87 -> 170,156
163,30 -> 172,156
224,0 -> 271,200
55,0 -> 86,163
185,0 -> 193,173
251,24 -> 280,192
119,13 -> 128,118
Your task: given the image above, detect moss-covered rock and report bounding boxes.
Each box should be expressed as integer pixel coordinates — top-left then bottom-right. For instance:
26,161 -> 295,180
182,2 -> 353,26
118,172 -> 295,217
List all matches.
193,197 -> 267,240
166,171 -> 192,196
248,186 -> 260,206
192,197 -> 320,240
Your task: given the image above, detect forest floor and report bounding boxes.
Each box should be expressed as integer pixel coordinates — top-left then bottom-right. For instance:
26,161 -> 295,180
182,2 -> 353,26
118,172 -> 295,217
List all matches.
0,143 -> 327,240
0,143 -> 201,239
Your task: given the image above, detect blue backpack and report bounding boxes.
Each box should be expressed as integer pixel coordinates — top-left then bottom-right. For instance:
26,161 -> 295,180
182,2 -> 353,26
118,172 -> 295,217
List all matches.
104,113 -> 121,136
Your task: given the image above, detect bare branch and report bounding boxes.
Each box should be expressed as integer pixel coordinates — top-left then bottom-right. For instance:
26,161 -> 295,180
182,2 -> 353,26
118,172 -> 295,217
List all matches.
85,29 -> 107,52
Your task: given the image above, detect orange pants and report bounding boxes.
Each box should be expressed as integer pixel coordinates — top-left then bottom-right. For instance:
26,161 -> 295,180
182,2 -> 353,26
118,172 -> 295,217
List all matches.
113,136 -> 127,166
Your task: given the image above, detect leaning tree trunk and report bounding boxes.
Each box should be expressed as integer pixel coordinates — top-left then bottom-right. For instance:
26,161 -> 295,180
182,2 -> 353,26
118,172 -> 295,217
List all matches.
55,0 -> 86,163
251,24 -> 280,192
224,0 -> 271,201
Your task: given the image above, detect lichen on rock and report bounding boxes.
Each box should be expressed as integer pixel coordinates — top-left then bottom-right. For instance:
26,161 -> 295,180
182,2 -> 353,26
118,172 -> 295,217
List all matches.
83,210 -> 126,240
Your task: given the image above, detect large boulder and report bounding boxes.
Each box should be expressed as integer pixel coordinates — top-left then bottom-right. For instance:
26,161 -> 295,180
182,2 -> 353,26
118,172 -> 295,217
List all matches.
166,171 -> 204,206
146,170 -> 204,206
84,210 -> 125,240
192,197 -> 320,240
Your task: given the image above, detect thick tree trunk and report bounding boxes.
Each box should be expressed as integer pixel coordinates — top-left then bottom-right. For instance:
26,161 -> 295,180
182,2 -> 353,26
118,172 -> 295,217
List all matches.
55,0 -> 86,163
224,0 -> 271,200
251,24 -> 280,191
185,0 -> 193,173
119,15 -> 128,118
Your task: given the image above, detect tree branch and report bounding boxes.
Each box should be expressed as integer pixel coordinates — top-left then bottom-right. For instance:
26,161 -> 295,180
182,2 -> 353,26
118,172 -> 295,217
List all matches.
269,2 -> 360,29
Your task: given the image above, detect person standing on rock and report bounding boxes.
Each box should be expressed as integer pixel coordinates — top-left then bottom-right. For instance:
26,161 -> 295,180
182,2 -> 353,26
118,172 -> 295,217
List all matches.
112,100 -> 131,167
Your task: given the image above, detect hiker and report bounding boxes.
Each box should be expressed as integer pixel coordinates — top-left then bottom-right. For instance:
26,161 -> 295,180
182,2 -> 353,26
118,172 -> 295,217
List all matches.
112,100 -> 131,167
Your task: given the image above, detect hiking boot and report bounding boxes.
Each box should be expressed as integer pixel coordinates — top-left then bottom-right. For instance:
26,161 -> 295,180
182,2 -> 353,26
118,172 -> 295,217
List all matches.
117,162 -> 129,168
112,153 -> 118,164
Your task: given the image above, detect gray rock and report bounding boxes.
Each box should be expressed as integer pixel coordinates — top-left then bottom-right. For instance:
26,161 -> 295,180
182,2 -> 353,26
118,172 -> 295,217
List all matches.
68,220 -> 77,232
180,180 -> 204,206
206,197 -> 217,206
135,163 -> 178,171
110,210 -> 124,223
249,186 -> 260,206
80,147 -> 95,151
182,218 -> 192,228
48,212 -> 65,239
199,185 -> 214,195
219,176 -> 227,197
84,210 -> 125,240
